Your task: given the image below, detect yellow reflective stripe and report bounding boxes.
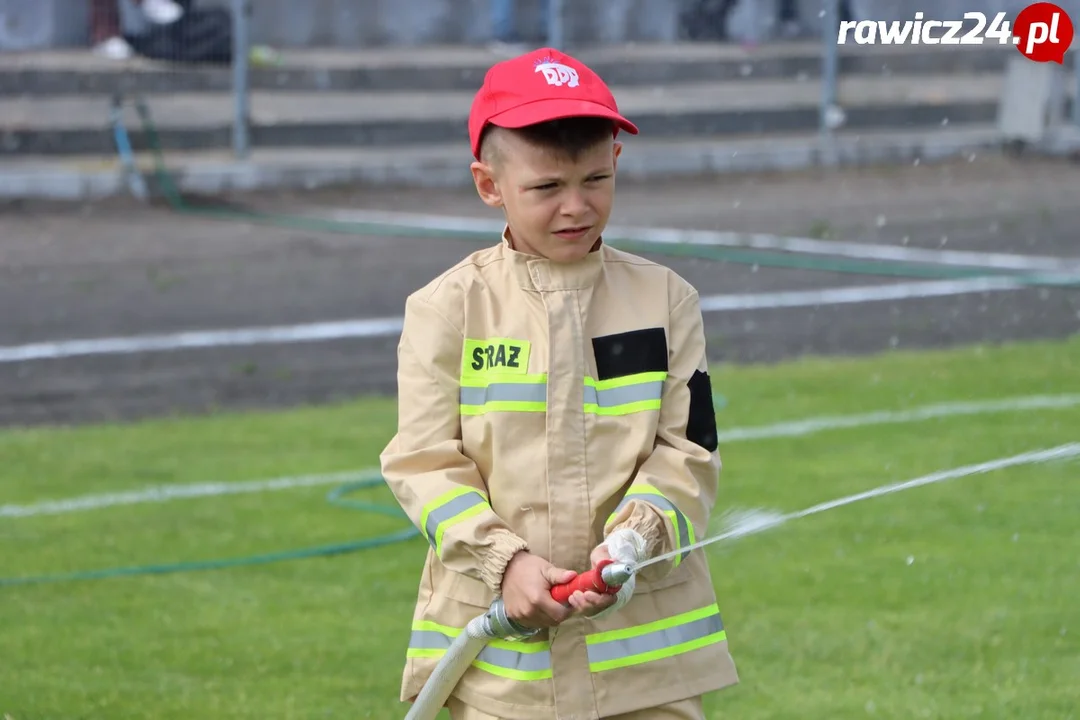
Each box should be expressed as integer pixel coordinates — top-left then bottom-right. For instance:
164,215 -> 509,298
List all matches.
460,373 -> 549,388
471,660 -> 551,682
585,604 -> 726,672
412,620 -> 461,635
586,399 -> 662,416
408,621 -> 553,681
461,401 -> 547,416
419,486 -> 489,556
586,371 -> 668,390
584,372 -> 666,415
460,374 -> 547,415
606,484 -> 695,567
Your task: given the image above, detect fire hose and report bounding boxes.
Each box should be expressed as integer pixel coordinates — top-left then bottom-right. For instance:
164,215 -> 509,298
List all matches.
405,558 -> 634,720
404,508 -> 791,720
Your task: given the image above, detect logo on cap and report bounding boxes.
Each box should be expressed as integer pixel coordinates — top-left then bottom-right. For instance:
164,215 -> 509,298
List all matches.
534,56 -> 579,87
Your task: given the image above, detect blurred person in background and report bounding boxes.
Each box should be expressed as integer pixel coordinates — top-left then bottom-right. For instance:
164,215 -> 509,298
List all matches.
681,0 -> 855,42
97,0 -> 278,66
490,0 -> 551,52
777,0 -> 854,38
91,0 -> 183,58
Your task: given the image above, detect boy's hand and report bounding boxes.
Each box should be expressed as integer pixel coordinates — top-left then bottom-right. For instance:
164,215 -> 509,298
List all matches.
561,544 -> 620,617
500,551 -> 576,629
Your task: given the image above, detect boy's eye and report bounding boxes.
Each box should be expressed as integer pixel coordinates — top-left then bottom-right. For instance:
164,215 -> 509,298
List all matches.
534,182 -> 558,191
587,174 -> 611,183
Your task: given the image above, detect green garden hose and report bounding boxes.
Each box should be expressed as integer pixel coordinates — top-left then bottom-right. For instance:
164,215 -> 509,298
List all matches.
0,476 -> 419,587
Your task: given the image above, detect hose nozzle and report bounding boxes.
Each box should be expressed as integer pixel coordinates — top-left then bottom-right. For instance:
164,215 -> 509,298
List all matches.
600,562 -> 634,587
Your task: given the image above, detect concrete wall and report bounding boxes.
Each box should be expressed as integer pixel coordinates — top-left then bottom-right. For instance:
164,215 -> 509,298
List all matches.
2,0 -> 1079,50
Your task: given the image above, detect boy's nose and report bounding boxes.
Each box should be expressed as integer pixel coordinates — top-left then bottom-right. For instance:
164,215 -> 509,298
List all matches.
560,189 -> 589,217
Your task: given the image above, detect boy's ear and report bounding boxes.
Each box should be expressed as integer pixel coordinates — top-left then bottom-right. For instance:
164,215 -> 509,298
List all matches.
612,141 -> 623,170
470,161 -> 504,208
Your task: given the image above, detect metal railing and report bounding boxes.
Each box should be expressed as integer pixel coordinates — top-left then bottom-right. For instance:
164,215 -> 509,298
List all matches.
220,0 -> 1078,161
0,0 -> 1075,172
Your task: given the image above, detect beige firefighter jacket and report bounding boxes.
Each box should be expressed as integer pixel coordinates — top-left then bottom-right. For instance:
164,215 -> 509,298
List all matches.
380,231 -> 739,719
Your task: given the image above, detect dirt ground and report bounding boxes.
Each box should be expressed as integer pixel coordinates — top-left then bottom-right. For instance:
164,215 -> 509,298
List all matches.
1,153 -> 1078,427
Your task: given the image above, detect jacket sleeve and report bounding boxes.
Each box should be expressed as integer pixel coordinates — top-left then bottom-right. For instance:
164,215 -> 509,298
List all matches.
380,292 -> 529,595
603,289 -> 721,582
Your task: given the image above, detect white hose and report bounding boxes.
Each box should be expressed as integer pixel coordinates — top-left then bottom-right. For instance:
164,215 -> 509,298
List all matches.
404,613 -> 493,720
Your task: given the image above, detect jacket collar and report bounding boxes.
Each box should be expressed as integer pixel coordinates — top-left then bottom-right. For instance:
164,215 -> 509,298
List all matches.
500,226 -> 605,291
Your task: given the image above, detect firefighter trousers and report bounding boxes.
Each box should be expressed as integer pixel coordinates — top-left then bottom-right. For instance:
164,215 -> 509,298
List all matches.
446,695 -> 705,719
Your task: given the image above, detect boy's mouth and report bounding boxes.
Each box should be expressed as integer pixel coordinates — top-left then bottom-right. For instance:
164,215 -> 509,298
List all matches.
553,226 -> 592,240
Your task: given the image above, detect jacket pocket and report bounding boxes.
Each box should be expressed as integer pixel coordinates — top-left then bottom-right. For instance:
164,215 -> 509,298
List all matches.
435,562 -> 497,609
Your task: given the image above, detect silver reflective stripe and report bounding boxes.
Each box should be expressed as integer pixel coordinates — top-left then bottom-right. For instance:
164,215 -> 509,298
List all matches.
586,613 -> 724,667
476,646 -> 551,674
613,491 -> 692,563
423,491 -> 486,547
410,630 -> 552,673
410,630 -> 453,651
460,383 -> 546,405
585,381 -> 664,408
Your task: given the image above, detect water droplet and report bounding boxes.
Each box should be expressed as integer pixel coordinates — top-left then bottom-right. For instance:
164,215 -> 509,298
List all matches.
915,673 -> 924,685
906,555 -> 915,565
876,215 -> 887,228
976,504 -> 986,513
733,199 -> 742,208
890,336 -> 900,348
818,9 -> 826,17
740,63 -> 753,77
1012,533 -> 1020,542
941,117 -> 950,126
968,153 -> 978,162
1039,288 -> 1050,300
866,700 -> 877,713
751,264 -> 760,273
902,235 -> 910,245
940,235 -> 948,246
913,158 -> 921,166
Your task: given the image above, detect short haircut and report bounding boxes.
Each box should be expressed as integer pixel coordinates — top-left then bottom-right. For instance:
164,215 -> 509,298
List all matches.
479,117 -> 616,166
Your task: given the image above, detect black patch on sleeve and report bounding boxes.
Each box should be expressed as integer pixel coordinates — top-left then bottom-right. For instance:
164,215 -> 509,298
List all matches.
591,328 -> 668,381
686,369 -> 718,452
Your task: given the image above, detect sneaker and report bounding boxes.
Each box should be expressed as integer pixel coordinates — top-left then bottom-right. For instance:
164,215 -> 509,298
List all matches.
93,36 -> 134,60
142,0 -> 184,25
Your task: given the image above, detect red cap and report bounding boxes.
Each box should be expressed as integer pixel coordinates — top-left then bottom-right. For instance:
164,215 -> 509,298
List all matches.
468,47 -> 639,160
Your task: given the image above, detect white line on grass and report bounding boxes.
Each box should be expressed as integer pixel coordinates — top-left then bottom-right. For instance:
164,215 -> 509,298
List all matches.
0,470 -> 380,519
321,208 -> 1080,273
714,394 -> 1080,442
0,278 -> 1035,363
3,394 -> 1078,519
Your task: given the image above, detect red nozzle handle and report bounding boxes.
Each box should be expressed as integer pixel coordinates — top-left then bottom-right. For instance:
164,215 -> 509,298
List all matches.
550,558 -> 622,605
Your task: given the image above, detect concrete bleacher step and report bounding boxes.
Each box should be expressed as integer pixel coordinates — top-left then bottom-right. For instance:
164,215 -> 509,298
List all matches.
0,73 -> 1021,156
0,124 -> 1018,200
0,43 -> 1025,94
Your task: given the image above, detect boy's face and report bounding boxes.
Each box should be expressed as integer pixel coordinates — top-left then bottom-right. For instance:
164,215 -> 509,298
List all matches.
470,130 -> 622,264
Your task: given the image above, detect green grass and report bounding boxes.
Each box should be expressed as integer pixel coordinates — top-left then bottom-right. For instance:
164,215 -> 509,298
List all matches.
2,335 -> 1079,720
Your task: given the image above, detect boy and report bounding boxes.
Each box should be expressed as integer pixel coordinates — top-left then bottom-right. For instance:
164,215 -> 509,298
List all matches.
380,48 -> 739,720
